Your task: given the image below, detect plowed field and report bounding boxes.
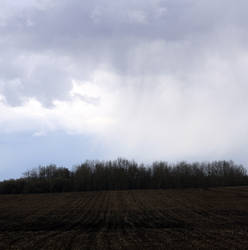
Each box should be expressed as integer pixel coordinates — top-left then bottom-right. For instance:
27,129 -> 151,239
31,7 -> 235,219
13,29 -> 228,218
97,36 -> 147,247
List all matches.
0,187 -> 248,249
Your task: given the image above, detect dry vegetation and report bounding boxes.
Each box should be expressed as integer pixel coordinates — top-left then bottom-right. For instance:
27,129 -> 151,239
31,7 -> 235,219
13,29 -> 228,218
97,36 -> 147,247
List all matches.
0,186 -> 248,249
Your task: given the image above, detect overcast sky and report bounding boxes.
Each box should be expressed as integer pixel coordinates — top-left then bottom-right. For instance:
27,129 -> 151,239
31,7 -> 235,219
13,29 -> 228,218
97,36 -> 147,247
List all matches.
1,0 -> 248,179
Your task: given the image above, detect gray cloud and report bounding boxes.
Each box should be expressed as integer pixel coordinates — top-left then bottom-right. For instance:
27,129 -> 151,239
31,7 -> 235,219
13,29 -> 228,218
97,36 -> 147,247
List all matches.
1,0 -> 248,164
0,0 -> 247,105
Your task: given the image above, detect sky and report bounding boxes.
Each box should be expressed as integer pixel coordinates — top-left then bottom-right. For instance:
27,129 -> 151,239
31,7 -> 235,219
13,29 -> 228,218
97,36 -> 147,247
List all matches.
1,0 -> 248,179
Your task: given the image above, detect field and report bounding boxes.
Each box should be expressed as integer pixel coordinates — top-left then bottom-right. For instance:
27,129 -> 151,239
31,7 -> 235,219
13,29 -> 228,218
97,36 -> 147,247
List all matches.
0,187 -> 248,249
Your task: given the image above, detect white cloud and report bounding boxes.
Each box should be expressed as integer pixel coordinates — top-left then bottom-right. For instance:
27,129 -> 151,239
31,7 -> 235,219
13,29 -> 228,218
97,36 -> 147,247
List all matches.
0,71 -> 119,135
1,57 -> 248,163
1,0 -> 248,164
33,131 -> 46,137
128,10 -> 147,24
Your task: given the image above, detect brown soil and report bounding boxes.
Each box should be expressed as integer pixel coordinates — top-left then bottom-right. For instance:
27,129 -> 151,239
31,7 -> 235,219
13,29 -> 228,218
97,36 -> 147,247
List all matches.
0,186 -> 248,249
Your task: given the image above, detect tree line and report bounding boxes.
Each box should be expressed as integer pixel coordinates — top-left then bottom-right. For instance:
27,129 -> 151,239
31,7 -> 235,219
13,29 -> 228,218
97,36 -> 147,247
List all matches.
0,159 -> 247,194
